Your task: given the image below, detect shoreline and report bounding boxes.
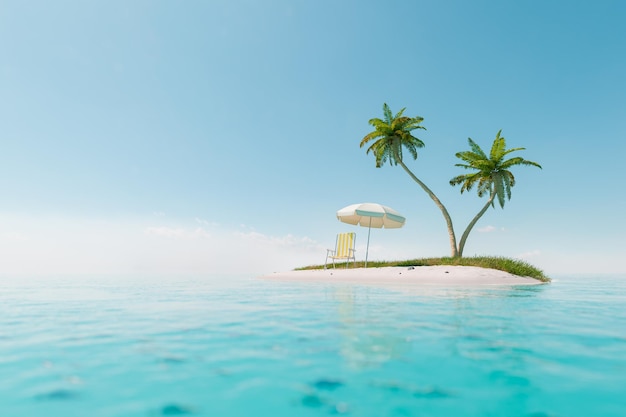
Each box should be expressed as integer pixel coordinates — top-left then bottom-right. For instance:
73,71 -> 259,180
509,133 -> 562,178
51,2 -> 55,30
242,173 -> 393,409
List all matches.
259,265 -> 545,286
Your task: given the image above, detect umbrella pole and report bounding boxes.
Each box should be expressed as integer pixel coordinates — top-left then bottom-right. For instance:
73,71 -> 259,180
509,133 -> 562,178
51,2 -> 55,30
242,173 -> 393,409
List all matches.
365,218 -> 372,268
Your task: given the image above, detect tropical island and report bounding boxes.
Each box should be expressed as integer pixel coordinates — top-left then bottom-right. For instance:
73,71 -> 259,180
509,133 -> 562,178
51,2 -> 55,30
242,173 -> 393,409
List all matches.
263,104 -> 548,285
259,256 -> 549,286
292,256 -> 550,283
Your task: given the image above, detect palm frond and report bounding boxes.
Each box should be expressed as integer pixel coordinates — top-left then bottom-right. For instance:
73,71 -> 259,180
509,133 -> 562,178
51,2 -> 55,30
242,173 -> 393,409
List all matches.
368,118 -> 390,131
366,138 -> 388,156
383,103 -> 393,123
505,170 -> 516,188
374,145 -> 389,167
490,134 -> 506,162
501,146 -> 526,158
391,116 -> 408,132
393,116 -> 424,134
390,139 -> 402,164
403,140 -> 419,160
463,172 -> 483,193
405,116 -> 425,127
503,172 -> 512,200
493,173 -> 506,208
449,174 -> 467,186
362,103 -> 428,168
467,138 -> 487,159
368,117 -> 384,126
450,171 -> 482,194
454,151 -> 482,165
360,131 -> 384,147
477,178 -> 492,198
501,157 -> 542,170
454,163 -> 473,170
394,107 -> 407,120
399,131 -> 424,147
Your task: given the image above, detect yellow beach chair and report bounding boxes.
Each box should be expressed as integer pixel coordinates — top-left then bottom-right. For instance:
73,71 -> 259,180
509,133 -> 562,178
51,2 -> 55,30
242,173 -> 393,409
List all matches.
325,232 -> 356,269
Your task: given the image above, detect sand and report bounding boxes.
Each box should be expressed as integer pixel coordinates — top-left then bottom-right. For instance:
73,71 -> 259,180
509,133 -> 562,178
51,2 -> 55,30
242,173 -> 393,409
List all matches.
259,265 -> 544,286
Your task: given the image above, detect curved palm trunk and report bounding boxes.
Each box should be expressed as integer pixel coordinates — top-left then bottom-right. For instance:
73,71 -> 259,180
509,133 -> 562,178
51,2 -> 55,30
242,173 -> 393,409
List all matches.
397,159 -> 459,258
458,193 -> 496,257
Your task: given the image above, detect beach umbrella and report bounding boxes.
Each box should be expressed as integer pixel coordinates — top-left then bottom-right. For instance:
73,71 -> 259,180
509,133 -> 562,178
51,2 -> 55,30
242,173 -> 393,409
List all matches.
336,203 -> 406,267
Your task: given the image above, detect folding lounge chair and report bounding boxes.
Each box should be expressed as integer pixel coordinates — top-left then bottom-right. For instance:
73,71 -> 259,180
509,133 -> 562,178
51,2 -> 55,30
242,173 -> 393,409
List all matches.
325,232 -> 356,269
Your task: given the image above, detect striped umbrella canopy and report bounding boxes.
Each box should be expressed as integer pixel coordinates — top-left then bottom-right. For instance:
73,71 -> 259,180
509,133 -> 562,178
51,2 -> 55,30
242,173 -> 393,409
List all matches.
336,203 -> 406,267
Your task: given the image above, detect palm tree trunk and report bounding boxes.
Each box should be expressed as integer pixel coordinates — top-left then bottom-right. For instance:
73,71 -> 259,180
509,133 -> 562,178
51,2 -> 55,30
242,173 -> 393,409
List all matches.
397,159 -> 459,257
458,193 -> 496,257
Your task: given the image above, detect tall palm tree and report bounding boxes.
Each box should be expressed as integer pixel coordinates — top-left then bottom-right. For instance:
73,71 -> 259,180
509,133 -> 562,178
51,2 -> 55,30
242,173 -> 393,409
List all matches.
450,130 -> 542,257
360,103 -> 459,257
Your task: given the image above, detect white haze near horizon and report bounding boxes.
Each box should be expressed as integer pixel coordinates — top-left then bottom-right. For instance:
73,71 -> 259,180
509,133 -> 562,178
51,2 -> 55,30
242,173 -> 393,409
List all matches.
0,214 -> 618,277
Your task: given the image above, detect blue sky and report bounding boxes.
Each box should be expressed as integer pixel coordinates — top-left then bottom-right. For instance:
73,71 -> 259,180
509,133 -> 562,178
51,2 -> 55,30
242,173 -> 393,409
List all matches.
1,1 -> 625,276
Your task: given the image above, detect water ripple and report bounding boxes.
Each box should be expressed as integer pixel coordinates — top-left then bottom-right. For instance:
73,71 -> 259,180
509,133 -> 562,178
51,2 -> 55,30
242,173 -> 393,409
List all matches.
0,274 -> 625,416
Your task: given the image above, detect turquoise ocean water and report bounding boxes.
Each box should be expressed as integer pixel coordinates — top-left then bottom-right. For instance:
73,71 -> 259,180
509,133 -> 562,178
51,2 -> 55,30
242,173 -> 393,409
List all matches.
1,273 -> 625,417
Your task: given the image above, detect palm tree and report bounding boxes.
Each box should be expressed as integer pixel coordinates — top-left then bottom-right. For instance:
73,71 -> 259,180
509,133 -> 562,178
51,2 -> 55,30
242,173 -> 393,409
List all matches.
450,130 -> 542,257
360,103 -> 459,257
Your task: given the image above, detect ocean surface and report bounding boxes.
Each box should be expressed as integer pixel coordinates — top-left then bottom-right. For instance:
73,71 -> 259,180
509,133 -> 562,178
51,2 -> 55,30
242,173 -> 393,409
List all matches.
1,273 -> 625,417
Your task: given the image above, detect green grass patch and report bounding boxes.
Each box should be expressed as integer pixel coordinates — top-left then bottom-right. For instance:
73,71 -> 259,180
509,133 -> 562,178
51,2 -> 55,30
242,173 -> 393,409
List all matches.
296,256 -> 550,282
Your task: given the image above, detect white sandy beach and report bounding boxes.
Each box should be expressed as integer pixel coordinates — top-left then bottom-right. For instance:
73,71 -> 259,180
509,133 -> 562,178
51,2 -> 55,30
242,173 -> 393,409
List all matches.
260,265 -> 544,286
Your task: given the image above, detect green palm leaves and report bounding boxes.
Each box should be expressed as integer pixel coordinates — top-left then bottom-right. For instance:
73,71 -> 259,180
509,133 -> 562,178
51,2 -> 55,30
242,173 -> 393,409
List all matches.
359,104 -> 542,258
360,103 -> 426,167
450,130 -> 542,208
360,103 -> 459,257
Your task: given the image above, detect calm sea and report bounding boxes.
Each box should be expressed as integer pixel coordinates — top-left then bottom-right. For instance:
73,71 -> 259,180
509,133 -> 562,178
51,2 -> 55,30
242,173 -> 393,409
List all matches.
1,273 -> 625,417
